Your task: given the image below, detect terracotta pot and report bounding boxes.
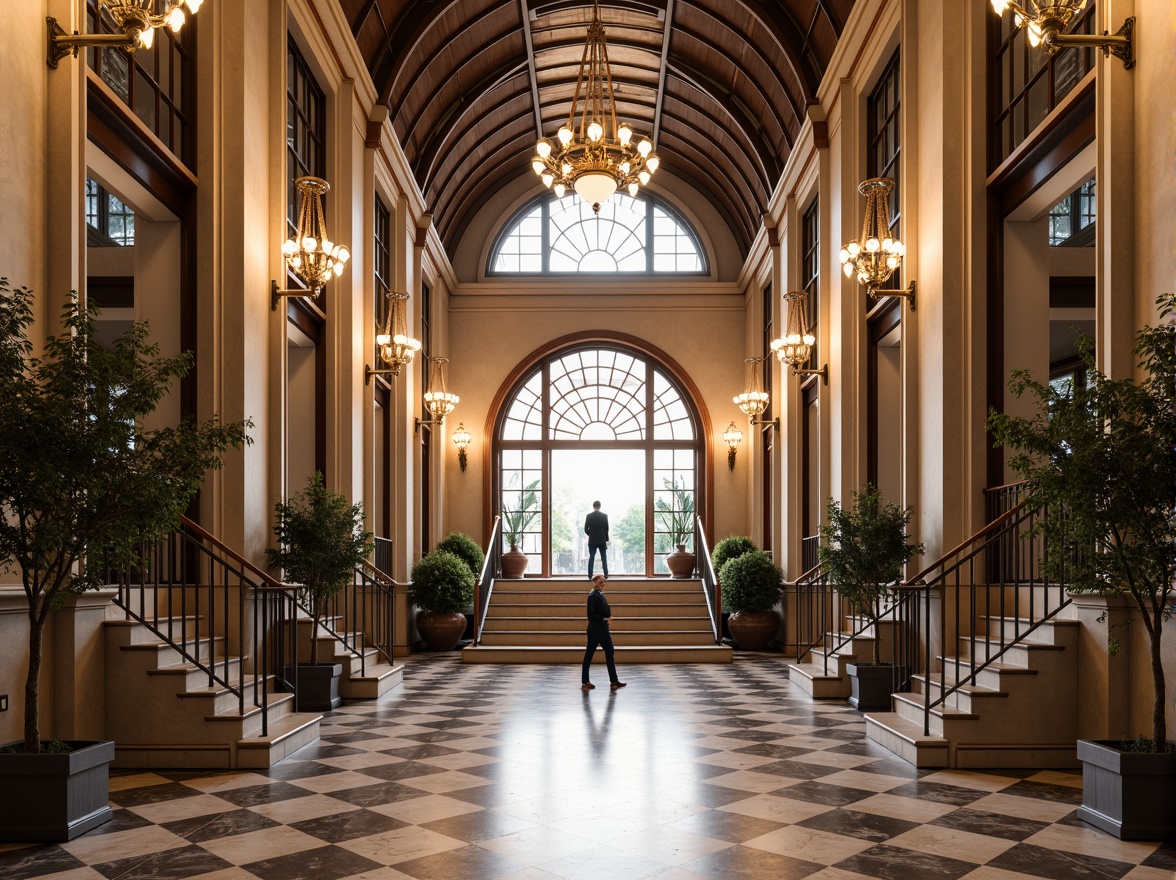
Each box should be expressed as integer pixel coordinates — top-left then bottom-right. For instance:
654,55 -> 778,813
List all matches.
665,544 -> 696,578
501,546 -> 529,578
416,610 -> 468,651
727,610 -> 779,650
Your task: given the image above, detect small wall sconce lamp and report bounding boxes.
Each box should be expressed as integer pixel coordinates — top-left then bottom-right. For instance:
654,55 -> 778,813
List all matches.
48,0 -> 204,68
722,422 -> 743,470
416,356 -> 459,429
839,178 -> 915,310
733,356 -> 778,427
452,423 -> 472,471
365,290 -> 422,384
991,1 -> 1133,68
771,290 -> 829,385
273,176 -> 350,310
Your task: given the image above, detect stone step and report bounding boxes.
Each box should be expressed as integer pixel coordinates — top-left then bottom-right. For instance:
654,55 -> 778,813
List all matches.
478,629 -> 715,647
482,615 -> 710,632
462,644 -> 732,664
787,661 -> 851,699
339,662 -> 404,700
488,602 -> 707,618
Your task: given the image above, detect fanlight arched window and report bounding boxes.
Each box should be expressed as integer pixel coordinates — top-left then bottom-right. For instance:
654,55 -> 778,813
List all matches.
490,195 -> 707,275
497,345 -> 701,577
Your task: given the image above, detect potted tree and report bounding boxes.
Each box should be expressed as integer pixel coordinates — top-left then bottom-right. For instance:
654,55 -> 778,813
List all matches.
719,550 -> 782,650
501,478 -> 539,578
436,531 -> 484,640
0,281 -> 249,841
656,476 -> 696,577
712,535 -> 757,577
410,550 -> 475,650
818,483 -> 922,711
988,294 -> 1176,841
266,471 -> 373,712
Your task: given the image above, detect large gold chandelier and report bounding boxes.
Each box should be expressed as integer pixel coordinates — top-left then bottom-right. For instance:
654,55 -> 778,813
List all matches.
530,0 -> 660,212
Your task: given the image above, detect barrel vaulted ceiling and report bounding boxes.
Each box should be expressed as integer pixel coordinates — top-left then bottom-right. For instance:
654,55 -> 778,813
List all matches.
340,0 -> 856,256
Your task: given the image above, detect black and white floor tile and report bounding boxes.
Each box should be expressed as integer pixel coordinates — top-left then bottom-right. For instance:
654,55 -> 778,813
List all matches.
2,654 -> 1174,880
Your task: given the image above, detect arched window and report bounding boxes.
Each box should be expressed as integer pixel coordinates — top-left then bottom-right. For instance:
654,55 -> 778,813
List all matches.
496,344 -> 702,577
490,195 -> 707,275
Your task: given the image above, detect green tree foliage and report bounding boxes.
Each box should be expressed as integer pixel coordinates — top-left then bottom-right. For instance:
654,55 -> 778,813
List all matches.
551,508 -> 574,553
712,536 -> 757,576
410,550 -> 475,614
988,294 -> 1176,751
266,472 -> 373,665
719,550 -> 782,614
614,504 -> 646,561
437,532 -> 485,579
0,280 -> 251,752
818,483 -> 922,665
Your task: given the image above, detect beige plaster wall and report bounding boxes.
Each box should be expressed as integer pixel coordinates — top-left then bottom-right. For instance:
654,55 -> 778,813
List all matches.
444,288 -> 749,549
0,590 -> 54,745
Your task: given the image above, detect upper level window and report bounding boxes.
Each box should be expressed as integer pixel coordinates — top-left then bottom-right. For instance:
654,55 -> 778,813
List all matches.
490,195 -> 706,275
868,50 -> 901,237
287,39 -> 326,240
86,0 -> 193,165
991,2 -> 1095,167
86,178 -> 135,247
1049,177 -> 1096,247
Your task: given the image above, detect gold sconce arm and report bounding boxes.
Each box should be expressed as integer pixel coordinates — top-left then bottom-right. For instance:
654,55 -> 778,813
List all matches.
271,279 -> 319,311
48,17 -> 141,68
867,279 -> 916,311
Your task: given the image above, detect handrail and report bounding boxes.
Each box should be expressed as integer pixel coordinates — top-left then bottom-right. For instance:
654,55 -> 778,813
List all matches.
474,516 -> 502,646
111,515 -> 300,738
896,495 -> 1071,736
694,517 -> 721,644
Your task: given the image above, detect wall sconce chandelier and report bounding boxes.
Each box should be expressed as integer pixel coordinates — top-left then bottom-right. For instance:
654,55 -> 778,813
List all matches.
365,291 -> 422,384
722,422 -> 743,470
417,356 -> 459,428
452,423 -> 472,472
530,0 -> 659,212
733,357 -> 776,426
839,177 -> 916,309
771,290 -> 828,385
273,176 -> 351,310
990,1 -> 1134,68
48,0 -> 204,68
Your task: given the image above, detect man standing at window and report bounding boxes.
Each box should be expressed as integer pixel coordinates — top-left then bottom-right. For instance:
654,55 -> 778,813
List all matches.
584,500 -> 609,580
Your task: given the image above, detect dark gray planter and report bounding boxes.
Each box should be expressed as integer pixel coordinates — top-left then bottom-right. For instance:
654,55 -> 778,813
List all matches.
284,663 -> 343,712
846,663 -> 907,712
1076,739 -> 1176,840
0,739 -> 115,841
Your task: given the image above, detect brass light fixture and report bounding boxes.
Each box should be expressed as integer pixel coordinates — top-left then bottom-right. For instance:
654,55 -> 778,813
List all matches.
839,177 -> 916,309
365,290 -> 422,384
530,0 -> 659,212
452,423 -> 472,472
273,177 -> 351,310
771,290 -> 828,385
990,1 -> 1134,68
733,357 -> 776,426
417,356 -> 459,428
722,422 -> 743,470
48,0 -> 204,68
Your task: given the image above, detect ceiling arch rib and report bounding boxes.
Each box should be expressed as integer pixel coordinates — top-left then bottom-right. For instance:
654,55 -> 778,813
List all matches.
344,0 -> 856,261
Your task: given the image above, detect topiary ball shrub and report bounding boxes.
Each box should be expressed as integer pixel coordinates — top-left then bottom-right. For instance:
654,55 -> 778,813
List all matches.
410,550 -> 475,614
712,535 -> 757,576
720,550 -> 782,614
436,532 -> 484,580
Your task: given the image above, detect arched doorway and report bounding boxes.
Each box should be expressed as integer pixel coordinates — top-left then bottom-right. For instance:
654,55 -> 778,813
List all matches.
491,337 -> 708,577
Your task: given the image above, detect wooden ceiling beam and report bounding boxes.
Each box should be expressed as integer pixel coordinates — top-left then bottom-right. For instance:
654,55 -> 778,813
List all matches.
650,0 -> 673,151
519,0 -> 546,140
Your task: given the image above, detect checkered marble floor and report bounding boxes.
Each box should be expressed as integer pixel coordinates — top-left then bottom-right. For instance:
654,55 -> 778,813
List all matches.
3,654 -> 1174,880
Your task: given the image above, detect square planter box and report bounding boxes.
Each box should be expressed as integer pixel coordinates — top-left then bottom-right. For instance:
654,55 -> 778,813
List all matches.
0,740 -> 115,841
283,663 -> 343,712
1076,739 -> 1176,840
846,663 -> 907,712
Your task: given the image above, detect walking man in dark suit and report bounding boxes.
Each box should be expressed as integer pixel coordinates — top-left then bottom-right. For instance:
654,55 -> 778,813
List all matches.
584,500 -> 609,579
582,574 -> 625,691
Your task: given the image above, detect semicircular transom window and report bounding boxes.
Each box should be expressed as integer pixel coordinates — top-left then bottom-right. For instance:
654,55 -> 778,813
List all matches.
490,194 -> 707,275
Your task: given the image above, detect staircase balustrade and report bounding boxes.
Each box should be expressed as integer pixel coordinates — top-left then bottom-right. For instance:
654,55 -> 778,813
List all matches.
694,517 -> 722,644
474,515 -> 502,646
295,559 -> 398,676
110,515 -> 299,737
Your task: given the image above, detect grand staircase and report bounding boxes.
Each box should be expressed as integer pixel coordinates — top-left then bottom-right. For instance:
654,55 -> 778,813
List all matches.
463,576 -> 733,664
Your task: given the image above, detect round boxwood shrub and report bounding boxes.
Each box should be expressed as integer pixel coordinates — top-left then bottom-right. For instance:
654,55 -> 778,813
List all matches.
712,535 -> 757,575
720,550 -> 782,614
436,532 -> 484,580
410,550 -> 475,614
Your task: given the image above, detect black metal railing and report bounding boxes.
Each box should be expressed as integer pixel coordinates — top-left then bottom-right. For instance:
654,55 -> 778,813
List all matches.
291,559 -> 397,676
474,516 -> 502,646
374,536 -> 393,580
801,534 -> 820,573
111,515 -> 299,737
694,517 -> 722,644
900,493 -> 1072,735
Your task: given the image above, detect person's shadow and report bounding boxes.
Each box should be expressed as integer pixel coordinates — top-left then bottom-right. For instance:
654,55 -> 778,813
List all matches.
582,687 -> 618,759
